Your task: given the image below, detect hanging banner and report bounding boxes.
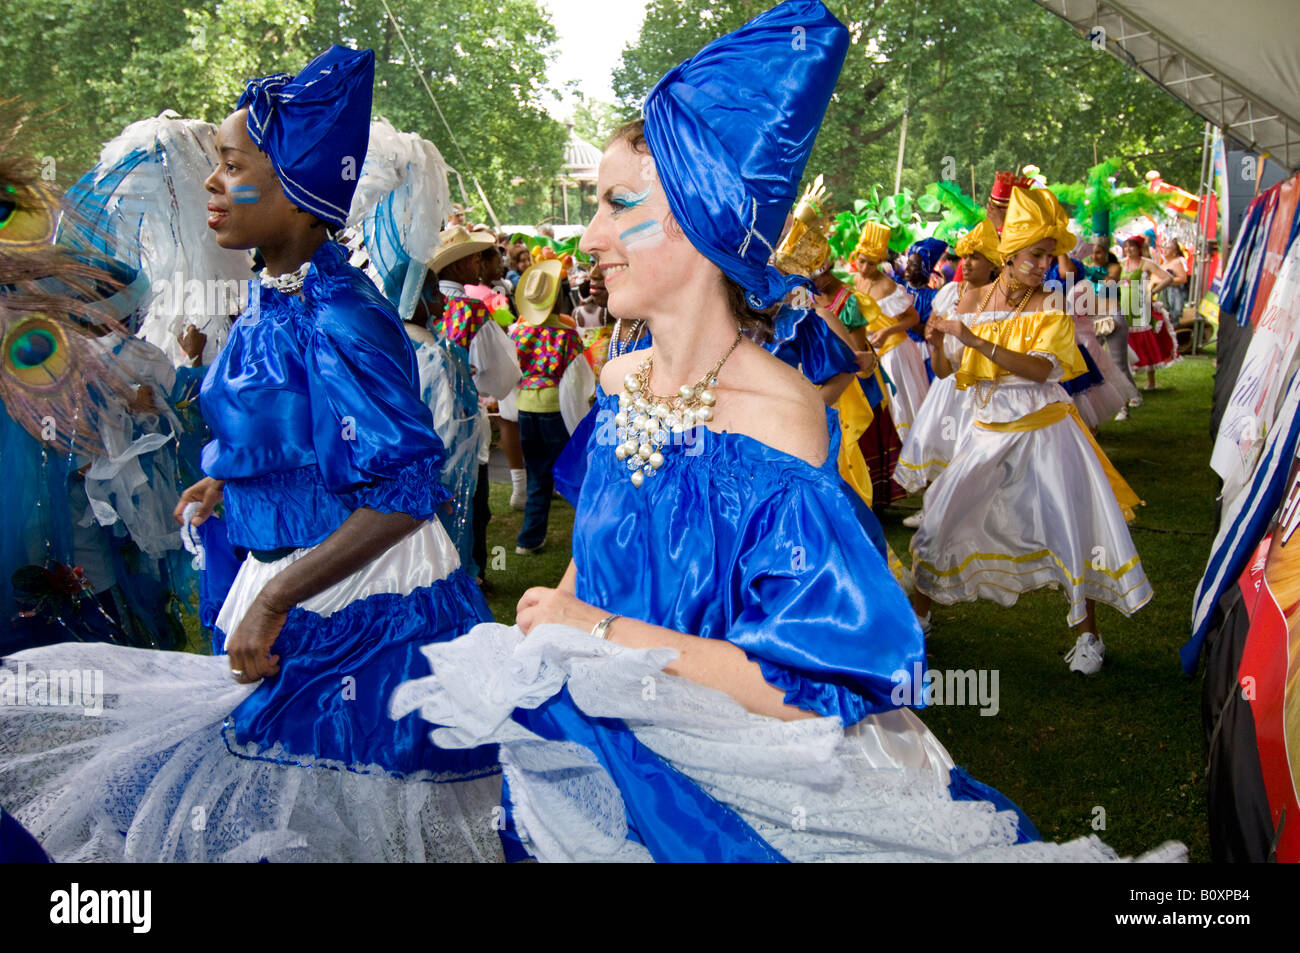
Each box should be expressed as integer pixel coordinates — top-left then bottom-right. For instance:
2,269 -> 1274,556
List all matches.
1216,498 -> 1300,862
1249,176 -> 1300,328
1212,237 -> 1300,506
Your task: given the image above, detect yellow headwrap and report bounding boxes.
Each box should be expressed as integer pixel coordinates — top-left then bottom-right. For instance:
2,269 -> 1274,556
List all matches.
854,222 -> 891,263
997,187 -> 1076,260
954,220 -> 1003,266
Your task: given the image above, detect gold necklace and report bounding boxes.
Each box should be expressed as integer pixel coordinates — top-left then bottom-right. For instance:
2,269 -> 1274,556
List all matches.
969,277 -> 1036,409
615,329 -> 743,488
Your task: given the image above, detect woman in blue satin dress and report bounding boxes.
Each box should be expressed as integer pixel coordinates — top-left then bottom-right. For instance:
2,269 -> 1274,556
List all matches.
0,46 -> 502,862
393,1 -> 1180,862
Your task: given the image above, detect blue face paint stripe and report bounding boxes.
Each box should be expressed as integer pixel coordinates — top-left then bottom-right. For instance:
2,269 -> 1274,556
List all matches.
619,220 -> 661,242
231,185 -> 261,204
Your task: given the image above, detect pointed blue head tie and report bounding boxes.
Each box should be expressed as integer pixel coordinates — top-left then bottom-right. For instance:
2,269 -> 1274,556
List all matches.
642,0 -> 849,310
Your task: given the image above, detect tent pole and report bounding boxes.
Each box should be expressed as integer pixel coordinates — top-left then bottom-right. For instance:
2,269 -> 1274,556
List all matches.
1191,121 -> 1213,353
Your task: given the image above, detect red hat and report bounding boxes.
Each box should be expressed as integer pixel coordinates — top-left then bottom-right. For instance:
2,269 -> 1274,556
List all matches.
989,170 -> 1034,208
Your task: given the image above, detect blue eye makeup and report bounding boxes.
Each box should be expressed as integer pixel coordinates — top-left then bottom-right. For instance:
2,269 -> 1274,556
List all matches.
609,187 -> 651,213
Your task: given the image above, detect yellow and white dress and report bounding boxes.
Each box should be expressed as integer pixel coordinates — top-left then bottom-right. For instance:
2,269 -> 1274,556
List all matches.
910,307 -> 1151,625
871,285 -> 931,440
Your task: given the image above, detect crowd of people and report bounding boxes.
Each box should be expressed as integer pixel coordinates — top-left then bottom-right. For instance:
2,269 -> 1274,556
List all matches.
0,0 -> 1196,863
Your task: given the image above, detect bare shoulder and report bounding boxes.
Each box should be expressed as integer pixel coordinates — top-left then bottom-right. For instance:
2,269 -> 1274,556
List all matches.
599,348 -> 647,396
716,344 -> 829,468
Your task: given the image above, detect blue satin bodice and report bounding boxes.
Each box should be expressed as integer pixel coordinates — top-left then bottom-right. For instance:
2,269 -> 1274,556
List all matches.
901,281 -> 936,342
199,242 -> 448,550
571,390 -> 923,724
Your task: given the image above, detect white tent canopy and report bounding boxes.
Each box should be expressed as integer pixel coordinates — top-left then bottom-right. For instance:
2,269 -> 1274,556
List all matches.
1034,0 -> 1300,170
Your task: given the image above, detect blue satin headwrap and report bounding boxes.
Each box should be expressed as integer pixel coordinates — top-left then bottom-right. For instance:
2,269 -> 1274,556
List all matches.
907,237 -> 948,276
642,0 -> 849,310
237,46 -> 374,228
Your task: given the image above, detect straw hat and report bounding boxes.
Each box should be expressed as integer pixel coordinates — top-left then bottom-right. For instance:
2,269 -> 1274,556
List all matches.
514,259 -> 563,326
429,225 -> 496,275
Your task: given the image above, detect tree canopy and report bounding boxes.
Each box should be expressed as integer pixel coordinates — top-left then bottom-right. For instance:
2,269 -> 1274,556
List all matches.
613,0 -> 1206,213
3,0 -> 1206,231
4,0 -> 567,224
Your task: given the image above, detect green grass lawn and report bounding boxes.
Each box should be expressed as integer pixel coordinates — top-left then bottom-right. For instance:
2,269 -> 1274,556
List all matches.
480,487 -> 577,619
184,354 -> 1218,858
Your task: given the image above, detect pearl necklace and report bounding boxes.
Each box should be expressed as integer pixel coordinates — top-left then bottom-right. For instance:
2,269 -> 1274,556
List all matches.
614,329 -> 743,488
610,317 -> 647,358
257,260 -> 312,295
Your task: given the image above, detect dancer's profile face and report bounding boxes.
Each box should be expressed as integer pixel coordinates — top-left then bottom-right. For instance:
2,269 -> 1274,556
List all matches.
961,252 -> 993,285
1006,240 -> 1055,287
579,137 -> 708,320
904,253 -> 928,286
203,109 -> 303,251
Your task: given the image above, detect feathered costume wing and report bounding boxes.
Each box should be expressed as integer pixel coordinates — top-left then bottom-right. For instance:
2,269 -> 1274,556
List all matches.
345,117 -> 452,321
61,111 -> 252,366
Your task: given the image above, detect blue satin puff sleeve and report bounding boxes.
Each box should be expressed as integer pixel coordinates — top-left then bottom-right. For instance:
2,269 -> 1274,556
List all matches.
302,289 -> 449,521
725,479 -> 924,725
767,307 -> 858,386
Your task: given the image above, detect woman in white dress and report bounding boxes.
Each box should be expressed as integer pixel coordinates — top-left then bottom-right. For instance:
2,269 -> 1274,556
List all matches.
895,221 -> 1000,519
854,223 -> 930,442
910,188 -> 1151,674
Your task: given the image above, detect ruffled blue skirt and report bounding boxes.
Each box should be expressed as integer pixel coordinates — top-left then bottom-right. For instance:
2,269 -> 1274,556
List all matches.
217,570 -> 499,780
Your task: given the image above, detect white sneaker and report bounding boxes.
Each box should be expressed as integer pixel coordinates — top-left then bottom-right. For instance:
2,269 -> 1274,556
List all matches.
1065,632 -> 1105,674
903,511 -> 925,528
1114,407 -> 1129,422
1127,395 -> 1143,409
916,611 -> 932,635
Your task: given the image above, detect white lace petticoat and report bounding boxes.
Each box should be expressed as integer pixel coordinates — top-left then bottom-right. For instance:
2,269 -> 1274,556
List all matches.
390,623 -> 1185,863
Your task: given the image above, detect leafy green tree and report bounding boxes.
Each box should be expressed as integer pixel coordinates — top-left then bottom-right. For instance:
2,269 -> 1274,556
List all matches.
2,0 -> 568,225
612,0 -> 1205,223
569,93 -> 636,150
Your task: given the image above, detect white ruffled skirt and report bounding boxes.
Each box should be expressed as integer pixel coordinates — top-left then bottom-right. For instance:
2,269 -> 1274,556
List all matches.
910,411 -> 1152,625
391,623 -> 1183,862
0,522 -> 505,862
880,340 -> 931,441
895,376 -> 971,494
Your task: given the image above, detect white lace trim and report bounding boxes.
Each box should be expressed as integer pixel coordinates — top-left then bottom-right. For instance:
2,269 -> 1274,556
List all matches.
0,642 -> 504,862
